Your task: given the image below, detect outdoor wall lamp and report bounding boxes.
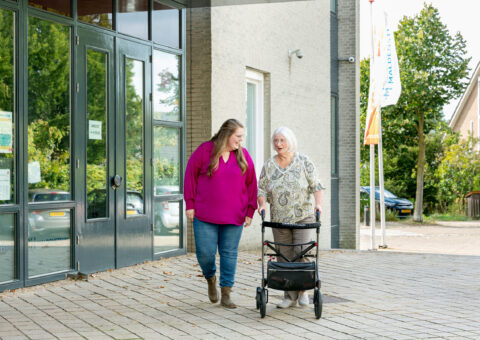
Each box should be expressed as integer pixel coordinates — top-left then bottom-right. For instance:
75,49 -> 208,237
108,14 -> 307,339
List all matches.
288,49 -> 304,59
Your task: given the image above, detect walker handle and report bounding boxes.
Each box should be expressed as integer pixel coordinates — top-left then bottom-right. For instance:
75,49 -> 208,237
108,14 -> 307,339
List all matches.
261,209 -> 265,221
315,209 -> 320,222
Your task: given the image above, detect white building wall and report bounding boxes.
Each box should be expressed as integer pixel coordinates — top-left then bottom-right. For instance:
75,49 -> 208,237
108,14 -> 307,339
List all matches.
209,1 -> 332,249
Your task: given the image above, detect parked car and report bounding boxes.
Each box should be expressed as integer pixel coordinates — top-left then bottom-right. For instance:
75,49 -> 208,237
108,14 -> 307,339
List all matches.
360,186 -> 413,217
125,190 -> 144,215
87,189 -> 145,217
28,189 -> 71,241
153,185 -> 180,234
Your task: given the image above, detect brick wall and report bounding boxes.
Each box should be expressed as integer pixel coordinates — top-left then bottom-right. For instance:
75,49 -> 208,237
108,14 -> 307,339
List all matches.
337,0 -> 360,249
186,7 -> 213,252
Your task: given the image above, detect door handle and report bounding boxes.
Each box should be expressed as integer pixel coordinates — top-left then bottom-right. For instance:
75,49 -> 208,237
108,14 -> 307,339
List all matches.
112,175 -> 122,189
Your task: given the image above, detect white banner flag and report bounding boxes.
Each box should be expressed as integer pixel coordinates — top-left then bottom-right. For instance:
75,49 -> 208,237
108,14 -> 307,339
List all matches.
380,13 -> 401,107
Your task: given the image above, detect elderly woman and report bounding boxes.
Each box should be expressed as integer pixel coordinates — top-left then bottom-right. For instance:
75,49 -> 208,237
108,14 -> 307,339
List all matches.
257,127 -> 325,308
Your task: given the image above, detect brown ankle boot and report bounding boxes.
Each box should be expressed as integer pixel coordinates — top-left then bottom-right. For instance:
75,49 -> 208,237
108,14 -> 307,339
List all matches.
206,276 -> 219,303
220,286 -> 237,309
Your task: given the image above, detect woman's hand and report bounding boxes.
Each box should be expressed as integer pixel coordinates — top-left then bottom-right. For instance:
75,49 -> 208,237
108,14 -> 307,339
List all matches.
314,190 -> 323,218
257,196 -> 267,216
186,209 -> 195,221
244,216 -> 252,227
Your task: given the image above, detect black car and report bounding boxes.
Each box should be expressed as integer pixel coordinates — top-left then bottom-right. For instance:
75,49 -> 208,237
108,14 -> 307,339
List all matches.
360,186 -> 413,217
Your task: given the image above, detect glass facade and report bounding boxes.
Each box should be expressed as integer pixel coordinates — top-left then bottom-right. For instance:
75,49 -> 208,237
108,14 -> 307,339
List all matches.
153,126 -> 180,189
78,0 -> 113,29
153,127 -> 181,252
154,200 -> 180,252
125,58 -> 145,216
117,0 -> 148,40
28,17 -> 71,201
153,51 -> 180,121
153,1 -> 180,48
0,0 -> 185,291
0,213 -> 15,283
86,49 -> 108,219
29,0 -> 71,17
0,8 -> 15,205
28,208 -> 71,277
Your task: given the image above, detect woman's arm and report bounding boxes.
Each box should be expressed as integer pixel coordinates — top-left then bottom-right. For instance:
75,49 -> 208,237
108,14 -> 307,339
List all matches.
184,143 -> 206,220
243,149 -> 258,219
257,165 -> 269,216
257,196 -> 267,216
314,189 -> 323,215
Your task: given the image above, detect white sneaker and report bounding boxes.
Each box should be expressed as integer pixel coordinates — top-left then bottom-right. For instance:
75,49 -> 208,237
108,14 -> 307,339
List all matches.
298,293 -> 309,307
276,297 -> 296,308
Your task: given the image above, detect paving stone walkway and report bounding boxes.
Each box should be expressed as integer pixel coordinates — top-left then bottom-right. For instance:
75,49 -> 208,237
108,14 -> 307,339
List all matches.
1,250 -> 480,339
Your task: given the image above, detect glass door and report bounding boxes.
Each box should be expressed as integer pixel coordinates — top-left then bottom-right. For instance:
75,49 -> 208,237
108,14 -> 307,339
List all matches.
75,28 -> 115,273
116,39 -> 152,267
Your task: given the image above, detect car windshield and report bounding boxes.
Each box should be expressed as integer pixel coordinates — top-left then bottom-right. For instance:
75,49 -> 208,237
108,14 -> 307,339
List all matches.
127,193 -> 143,207
375,189 -> 397,199
33,193 -> 70,202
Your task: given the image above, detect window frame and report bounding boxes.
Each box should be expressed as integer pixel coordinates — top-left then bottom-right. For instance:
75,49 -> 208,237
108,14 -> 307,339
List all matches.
245,69 -> 264,172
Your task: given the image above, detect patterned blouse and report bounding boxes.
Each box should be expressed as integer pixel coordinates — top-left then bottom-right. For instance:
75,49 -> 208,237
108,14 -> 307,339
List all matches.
258,153 -> 325,223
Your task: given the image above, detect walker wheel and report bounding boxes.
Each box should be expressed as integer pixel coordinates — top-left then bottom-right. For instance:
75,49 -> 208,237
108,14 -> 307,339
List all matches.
314,288 -> 323,319
256,287 -> 262,310
260,288 -> 267,318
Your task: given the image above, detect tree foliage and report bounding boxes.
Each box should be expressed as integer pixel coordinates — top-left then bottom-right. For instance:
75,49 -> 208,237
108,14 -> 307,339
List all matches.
361,4 -> 471,219
435,135 -> 480,211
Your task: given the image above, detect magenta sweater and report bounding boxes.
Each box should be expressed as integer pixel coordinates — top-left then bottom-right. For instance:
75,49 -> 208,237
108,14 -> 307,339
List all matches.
184,141 -> 257,226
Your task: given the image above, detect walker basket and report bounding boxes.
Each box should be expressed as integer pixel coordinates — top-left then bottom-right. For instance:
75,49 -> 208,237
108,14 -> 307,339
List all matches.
267,261 -> 316,291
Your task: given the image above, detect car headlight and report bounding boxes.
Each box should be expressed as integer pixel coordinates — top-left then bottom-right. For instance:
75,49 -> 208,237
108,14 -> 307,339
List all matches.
384,201 -> 395,208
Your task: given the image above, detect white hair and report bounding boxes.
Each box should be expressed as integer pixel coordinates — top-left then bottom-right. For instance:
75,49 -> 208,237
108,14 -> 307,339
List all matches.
272,127 -> 297,153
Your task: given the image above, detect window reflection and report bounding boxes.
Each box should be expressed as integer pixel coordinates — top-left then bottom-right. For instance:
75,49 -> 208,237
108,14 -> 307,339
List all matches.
29,0 -> 71,17
154,200 -> 181,252
28,208 -> 71,277
117,0 -> 148,40
78,0 -> 113,29
125,58 -> 144,215
0,9 -> 15,205
28,17 -> 71,201
86,49 -> 108,219
0,213 -> 15,282
153,51 -> 180,121
153,126 -> 180,189
152,2 -> 180,48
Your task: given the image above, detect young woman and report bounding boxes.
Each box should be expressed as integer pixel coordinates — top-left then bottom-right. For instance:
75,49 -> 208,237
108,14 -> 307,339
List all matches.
184,118 -> 257,308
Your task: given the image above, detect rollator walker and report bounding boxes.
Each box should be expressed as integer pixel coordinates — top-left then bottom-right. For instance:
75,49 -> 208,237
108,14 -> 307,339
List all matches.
256,210 -> 322,319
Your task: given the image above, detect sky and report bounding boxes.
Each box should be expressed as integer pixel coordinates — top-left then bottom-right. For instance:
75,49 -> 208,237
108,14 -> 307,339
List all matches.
360,0 -> 480,121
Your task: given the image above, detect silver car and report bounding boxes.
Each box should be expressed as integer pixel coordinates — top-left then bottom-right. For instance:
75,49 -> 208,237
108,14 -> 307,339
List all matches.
154,186 -> 180,233
28,189 -> 70,241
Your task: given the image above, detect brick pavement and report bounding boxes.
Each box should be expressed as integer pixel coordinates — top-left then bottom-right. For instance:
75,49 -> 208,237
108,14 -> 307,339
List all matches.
1,250 -> 480,339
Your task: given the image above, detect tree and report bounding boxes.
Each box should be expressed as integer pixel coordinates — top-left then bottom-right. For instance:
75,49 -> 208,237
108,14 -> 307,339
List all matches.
396,5 -> 470,221
361,4 -> 470,222
435,135 -> 480,212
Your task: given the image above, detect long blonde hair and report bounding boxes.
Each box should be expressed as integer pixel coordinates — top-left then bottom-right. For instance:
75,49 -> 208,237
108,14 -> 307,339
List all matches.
208,119 -> 248,176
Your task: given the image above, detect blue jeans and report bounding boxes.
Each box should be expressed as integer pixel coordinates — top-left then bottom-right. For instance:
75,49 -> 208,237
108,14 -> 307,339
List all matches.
193,218 -> 243,287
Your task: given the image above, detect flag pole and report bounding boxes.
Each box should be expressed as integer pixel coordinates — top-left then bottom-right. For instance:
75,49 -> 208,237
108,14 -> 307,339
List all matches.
378,112 -> 387,248
369,0 -> 376,250
370,145 -> 376,250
